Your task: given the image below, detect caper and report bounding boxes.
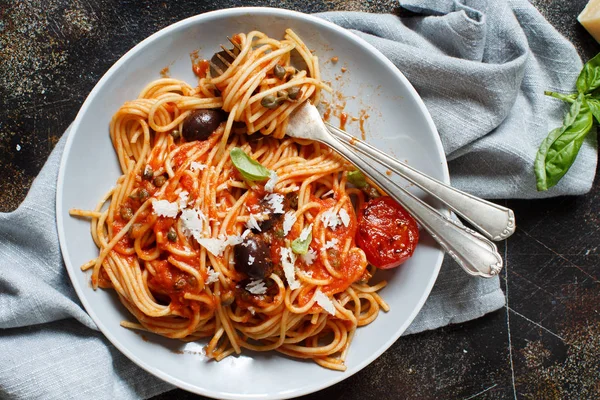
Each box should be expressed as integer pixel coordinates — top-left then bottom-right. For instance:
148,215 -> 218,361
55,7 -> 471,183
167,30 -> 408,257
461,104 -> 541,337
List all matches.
174,278 -> 186,290
142,166 -> 153,180
170,129 -> 181,140
120,206 -> 133,221
167,227 -> 177,242
276,90 -> 288,99
287,86 -> 300,100
273,64 -> 286,80
261,95 -> 279,109
129,188 -> 149,201
154,175 -> 166,187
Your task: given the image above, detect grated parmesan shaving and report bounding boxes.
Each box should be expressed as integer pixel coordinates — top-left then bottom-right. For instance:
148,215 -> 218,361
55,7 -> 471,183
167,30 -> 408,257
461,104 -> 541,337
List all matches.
339,208 -> 350,227
264,170 -> 278,192
178,191 -> 189,209
324,238 -> 339,250
241,229 -> 252,240
152,199 -> 179,218
196,235 -> 241,256
190,161 -> 206,172
248,255 -> 255,265
282,211 -> 297,236
246,279 -> 267,295
180,208 -> 205,242
301,248 -> 317,265
320,209 -> 342,229
280,247 -> 300,289
299,224 -> 313,241
206,267 -> 220,284
314,289 -> 336,315
266,193 -> 285,214
246,214 -> 262,232
322,189 -> 335,198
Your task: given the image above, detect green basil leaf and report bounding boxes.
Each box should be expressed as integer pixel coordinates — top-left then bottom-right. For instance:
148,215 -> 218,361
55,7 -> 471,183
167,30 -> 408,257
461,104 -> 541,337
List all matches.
535,95 -> 594,191
230,147 -> 272,182
577,53 -> 600,94
291,231 -> 312,255
586,98 -> 600,123
347,170 -> 367,188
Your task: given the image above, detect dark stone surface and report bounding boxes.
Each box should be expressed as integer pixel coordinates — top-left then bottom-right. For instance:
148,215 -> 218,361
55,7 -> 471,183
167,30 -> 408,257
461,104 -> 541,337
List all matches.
2,0 -> 599,399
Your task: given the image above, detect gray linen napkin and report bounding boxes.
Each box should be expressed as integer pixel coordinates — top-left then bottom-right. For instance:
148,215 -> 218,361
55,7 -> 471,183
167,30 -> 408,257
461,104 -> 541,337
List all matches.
0,1 -> 594,399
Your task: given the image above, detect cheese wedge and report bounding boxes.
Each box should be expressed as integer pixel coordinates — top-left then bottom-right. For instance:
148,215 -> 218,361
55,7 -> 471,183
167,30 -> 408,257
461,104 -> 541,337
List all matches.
579,0 -> 600,42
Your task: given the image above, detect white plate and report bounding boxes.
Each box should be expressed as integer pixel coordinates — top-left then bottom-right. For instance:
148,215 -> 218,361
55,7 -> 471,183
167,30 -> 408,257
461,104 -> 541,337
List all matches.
57,7 -> 448,399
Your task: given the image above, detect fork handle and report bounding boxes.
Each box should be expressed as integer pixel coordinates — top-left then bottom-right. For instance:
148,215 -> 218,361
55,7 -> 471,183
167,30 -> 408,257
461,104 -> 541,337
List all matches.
326,123 -> 516,242
320,135 -> 503,278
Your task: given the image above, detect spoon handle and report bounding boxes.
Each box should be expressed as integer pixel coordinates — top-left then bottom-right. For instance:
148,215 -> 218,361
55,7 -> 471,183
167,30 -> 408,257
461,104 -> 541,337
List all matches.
321,134 -> 503,278
326,123 -> 515,242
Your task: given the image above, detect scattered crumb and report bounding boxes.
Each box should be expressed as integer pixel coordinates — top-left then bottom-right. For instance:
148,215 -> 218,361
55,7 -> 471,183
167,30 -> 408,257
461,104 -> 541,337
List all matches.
385,169 -> 392,176
341,67 -> 347,73
331,56 -> 339,63
160,66 -> 170,78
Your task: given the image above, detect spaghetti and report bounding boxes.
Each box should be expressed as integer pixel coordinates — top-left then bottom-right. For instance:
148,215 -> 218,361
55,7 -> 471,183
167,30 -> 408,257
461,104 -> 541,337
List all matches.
70,29 -> 391,371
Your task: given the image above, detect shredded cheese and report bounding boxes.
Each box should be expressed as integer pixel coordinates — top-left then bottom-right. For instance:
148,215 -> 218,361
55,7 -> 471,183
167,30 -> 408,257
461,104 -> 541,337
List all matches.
264,170 -> 278,192
280,247 -> 300,289
320,209 -> 342,229
206,267 -> 220,284
246,280 -> 267,295
301,248 -> 317,265
314,290 -> 336,315
246,214 -> 262,231
190,161 -> 206,172
180,208 -> 205,242
178,191 -> 189,209
152,200 -> 179,218
266,193 -> 285,214
339,208 -> 350,227
324,238 -> 339,249
196,235 -> 241,256
282,211 -> 297,236
299,223 -> 313,241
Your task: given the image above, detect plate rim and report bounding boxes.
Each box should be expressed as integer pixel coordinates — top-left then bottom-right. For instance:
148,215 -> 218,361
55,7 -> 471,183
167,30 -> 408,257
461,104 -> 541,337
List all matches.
56,6 -> 449,399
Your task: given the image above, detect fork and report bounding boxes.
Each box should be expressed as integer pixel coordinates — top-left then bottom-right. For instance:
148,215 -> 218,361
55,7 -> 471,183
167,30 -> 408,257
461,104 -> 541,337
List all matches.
287,101 -> 507,278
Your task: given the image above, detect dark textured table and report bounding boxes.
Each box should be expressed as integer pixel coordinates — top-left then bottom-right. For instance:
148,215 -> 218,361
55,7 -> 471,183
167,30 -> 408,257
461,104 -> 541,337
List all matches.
2,1 -> 599,399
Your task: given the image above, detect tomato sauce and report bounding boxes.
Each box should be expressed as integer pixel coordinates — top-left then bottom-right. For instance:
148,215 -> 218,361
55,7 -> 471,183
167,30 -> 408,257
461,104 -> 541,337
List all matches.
339,112 -> 348,131
192,60 -> 210,78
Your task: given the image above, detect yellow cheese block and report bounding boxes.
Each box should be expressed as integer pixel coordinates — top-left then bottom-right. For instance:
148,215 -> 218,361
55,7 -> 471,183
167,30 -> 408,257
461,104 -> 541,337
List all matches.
579,0 -> 600,42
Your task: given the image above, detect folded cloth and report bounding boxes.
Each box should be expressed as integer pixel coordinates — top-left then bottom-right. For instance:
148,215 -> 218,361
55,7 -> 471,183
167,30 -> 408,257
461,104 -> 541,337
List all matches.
0,1 -> 592,399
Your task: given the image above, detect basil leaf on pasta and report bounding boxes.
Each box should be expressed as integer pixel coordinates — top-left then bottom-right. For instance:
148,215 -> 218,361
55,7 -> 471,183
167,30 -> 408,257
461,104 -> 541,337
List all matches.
347,170 -> 367,188
230,147 -> 272,182
292,232 -> 312,255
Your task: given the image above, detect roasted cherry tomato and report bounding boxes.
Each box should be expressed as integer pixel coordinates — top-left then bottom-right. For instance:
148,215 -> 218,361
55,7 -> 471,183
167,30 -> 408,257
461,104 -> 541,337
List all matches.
356,196 -> 419,269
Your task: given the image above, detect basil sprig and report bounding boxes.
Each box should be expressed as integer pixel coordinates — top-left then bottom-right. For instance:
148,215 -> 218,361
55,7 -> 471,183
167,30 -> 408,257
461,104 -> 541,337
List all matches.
230,147 -> 272,182
536,53 -> 600,191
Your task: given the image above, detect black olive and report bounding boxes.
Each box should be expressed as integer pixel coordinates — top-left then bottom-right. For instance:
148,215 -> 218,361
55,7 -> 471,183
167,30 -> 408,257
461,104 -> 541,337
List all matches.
182,109 -> 226,142
257,213 -> 283,232
285,192 -> 298,210
234,233 -> 273,279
